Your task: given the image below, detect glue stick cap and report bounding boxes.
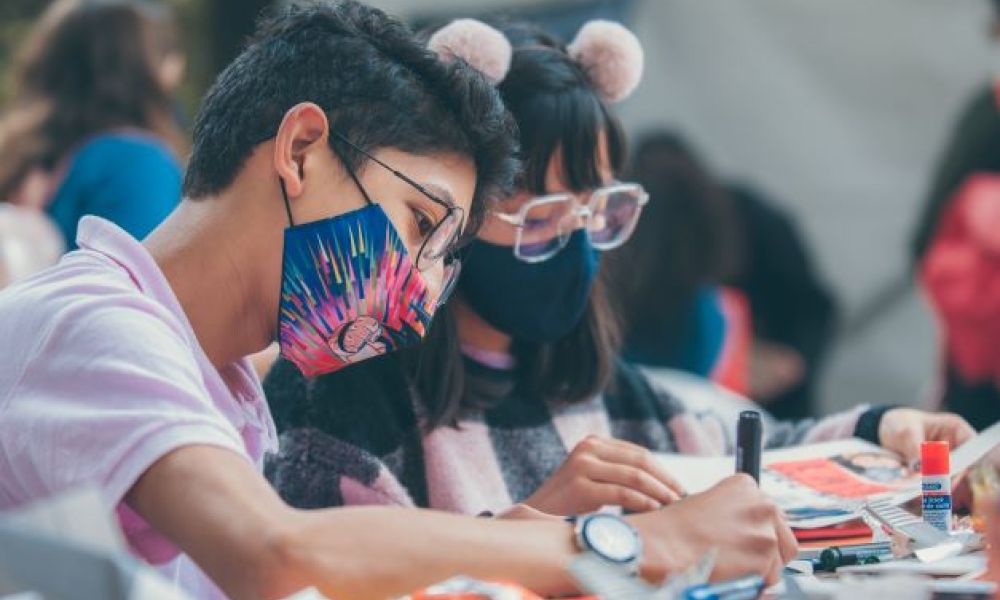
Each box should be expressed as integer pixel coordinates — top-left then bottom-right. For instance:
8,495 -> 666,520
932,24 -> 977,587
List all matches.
921,441 -> 950,476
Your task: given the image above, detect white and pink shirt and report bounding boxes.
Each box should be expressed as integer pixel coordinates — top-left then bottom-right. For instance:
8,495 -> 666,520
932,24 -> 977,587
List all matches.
0,216 -> 277,599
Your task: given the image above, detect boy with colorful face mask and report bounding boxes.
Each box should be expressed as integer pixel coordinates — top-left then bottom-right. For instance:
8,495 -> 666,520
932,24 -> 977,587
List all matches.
0,3 -> 804,600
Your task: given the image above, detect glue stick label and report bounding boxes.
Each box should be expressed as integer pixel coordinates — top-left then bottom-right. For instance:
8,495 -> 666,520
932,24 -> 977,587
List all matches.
922,476 -> 952,532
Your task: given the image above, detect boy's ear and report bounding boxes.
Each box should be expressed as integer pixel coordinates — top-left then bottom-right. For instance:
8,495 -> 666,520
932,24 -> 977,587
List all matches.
273,102 -> 329,198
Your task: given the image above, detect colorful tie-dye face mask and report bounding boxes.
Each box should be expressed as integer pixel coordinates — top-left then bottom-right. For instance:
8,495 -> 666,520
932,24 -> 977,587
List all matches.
278,202 -> 437,376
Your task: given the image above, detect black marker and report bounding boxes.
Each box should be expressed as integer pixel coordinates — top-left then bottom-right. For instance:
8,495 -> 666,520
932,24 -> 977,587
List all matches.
818,542 -> 893,572
736,411 -> 762,484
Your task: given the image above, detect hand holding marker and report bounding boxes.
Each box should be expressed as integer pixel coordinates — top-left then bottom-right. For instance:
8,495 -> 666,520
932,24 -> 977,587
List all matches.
677,412 -> 768,600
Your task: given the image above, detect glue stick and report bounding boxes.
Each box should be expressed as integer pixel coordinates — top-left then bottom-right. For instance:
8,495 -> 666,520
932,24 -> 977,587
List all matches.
921,441 -> 952,533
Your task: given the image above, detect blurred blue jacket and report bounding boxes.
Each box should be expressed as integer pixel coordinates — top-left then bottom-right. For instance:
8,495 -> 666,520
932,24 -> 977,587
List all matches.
47,132 -> 181,249
622,285 -> 727,377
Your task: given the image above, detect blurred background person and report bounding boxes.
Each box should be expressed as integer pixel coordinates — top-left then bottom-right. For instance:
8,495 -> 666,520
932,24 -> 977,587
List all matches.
725,180 -> 839,420
0,0 -> 185,249
919,174 -> 1000,431
912,0 -> 1000,430
608,131 -> 838,420
606,131 -> 742,387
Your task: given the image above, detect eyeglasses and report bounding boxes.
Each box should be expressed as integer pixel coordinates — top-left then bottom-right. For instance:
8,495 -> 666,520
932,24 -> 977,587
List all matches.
326,131 -> 464,306
491,182 -> 649,262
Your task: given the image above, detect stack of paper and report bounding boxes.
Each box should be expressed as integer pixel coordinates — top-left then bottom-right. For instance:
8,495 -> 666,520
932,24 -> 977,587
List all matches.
656,420 -> 1000,529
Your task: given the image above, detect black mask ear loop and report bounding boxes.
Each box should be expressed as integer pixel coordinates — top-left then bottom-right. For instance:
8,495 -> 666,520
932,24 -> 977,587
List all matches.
330,141 -> 374,207
279,178 -> 296,227
278,142 -> 374,228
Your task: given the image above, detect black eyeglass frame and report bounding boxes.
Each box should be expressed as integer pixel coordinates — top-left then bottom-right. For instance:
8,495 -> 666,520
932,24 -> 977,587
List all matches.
275,129 -> 466,271
326,131 -> 465,273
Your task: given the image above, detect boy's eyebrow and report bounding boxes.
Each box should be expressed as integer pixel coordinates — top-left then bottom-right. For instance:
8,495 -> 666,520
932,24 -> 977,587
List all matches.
420,183 -> 457,208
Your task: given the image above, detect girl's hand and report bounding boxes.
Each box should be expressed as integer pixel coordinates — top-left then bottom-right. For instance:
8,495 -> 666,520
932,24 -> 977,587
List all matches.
879,408 -> 976,466
524,435 -> 685,515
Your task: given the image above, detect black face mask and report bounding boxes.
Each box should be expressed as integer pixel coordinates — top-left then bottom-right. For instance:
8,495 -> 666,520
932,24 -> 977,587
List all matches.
458,230 -> 600,343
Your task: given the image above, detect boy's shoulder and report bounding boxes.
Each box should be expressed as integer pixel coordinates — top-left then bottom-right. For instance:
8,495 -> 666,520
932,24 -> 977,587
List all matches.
0,250 -> 196,408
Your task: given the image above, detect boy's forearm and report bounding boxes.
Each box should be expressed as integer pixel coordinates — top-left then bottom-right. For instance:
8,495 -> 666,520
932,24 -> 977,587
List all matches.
127,446 -> 580,600
274,506 -> 580,600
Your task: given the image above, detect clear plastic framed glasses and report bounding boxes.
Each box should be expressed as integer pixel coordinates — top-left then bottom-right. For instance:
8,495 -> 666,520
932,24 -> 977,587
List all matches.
491,182 -> 649,262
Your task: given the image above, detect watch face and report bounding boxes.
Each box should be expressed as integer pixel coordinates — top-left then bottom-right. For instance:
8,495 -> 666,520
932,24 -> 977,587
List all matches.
582,515 -> 639,563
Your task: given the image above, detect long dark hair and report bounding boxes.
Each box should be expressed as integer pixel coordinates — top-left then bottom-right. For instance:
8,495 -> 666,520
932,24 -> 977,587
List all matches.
409,21 -> 626,429
0,0 -> 184,202
605,131 -> 740,359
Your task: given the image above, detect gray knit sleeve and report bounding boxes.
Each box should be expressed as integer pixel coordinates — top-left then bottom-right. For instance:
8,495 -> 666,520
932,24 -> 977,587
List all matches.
265,427 -> 416,509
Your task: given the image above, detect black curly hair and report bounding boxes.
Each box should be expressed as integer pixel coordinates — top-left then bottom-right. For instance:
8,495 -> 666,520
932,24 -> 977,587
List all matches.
183,1 -> 519,237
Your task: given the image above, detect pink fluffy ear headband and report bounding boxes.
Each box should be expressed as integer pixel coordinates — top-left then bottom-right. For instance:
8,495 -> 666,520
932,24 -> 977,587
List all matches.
427,18 -> 644,104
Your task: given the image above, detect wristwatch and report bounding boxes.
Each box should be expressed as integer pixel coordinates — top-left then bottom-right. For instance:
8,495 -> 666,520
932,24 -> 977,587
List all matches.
568,512 -> 642,573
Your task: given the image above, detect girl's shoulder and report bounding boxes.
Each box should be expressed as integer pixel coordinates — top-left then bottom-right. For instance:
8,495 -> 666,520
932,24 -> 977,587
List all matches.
264,355 -> 420,453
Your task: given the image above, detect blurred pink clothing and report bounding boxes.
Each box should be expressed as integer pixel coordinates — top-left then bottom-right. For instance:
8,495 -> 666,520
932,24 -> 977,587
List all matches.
921,173 -> 1000,389
0,216 -> 277,599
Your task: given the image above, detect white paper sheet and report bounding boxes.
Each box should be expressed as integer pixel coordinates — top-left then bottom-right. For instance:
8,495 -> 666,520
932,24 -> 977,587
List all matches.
836,553 -> 987,577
